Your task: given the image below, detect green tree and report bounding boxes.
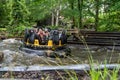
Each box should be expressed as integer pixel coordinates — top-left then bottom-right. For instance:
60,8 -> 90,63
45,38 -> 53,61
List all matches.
77,0 -> 83,28
95,0 -> 99,31
6,0 -> 30,35
98,0 -> 120,31
0,0 -> 8,28
0,0 -> 120,33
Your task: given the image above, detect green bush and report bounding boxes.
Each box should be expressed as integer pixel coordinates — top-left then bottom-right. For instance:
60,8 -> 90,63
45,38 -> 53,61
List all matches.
7,24 -> 31,37
47,26 -> 59,29
98,24 -> 120,32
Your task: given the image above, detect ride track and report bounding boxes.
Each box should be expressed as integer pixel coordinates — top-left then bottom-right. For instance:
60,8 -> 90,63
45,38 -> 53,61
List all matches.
0,64 -> 120,79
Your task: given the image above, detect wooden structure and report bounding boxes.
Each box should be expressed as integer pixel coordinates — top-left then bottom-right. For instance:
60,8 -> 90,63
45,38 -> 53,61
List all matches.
64,29 -> 120,46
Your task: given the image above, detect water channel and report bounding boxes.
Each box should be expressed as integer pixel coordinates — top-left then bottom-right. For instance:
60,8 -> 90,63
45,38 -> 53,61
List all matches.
0,39 -> 120,67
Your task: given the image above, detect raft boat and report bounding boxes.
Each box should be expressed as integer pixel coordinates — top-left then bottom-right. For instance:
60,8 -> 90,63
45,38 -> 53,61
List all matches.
20,28 -> 71,57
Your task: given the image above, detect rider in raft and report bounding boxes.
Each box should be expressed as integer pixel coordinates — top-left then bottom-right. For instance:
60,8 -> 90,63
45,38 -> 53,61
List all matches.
24,27 -> 67,49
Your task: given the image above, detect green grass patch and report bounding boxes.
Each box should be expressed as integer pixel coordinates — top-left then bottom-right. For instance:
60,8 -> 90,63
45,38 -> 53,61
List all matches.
0,28 -> 6,31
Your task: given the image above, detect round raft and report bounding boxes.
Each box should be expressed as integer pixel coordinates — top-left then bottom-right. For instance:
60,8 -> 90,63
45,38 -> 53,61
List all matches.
20,45 -> 71,57
20,28 -> 71,57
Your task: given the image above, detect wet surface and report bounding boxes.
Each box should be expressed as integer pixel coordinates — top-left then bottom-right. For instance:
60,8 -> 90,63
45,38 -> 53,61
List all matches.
0,39 -> 120,67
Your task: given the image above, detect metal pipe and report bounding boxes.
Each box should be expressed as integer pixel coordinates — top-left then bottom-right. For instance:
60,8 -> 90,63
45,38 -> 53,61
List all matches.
0,64 -> 119,72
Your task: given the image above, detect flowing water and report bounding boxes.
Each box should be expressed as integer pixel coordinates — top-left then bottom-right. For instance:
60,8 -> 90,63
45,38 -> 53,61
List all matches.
0,39 -> 120,67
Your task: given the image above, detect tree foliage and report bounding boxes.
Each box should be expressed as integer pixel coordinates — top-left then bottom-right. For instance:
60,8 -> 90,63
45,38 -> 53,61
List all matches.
0,0 -> 120,35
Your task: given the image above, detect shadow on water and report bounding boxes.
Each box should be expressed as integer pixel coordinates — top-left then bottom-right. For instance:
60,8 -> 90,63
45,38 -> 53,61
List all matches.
0,39 -> 120,67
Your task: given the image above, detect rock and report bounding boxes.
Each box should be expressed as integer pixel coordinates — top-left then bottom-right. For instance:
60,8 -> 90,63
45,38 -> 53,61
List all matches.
17,73 -> 23,78
1,36 -> 6,40
2,50 -> 14,63
2,72 -> 10,78
2,38 -> 21,44
0,52 -> 4,62
82,75 -> 91,80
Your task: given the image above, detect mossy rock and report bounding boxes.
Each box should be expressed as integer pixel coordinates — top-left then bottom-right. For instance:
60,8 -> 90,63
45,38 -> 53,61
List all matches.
0,52 -> 4,62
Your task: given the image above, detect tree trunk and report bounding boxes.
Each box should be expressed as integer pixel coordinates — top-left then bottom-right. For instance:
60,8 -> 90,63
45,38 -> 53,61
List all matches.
77,0 -> 83,28
51,12 -> 55,26
70,2 -> 75,28
55,8 -> 60,26
95,0 -> 99,31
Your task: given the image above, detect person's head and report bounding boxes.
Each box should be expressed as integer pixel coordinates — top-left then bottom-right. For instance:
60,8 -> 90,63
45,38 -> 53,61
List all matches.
29,29 -> 34,35
38,28 -> 43,32
45,28 -> 48,32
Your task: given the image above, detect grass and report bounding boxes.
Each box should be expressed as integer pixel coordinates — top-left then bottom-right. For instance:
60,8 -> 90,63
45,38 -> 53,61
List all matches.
1,54 -> 119,79
78,32 -> 119,80
89,66 -> 119,80
0,28 -> 6,31
38,54 -> 120,80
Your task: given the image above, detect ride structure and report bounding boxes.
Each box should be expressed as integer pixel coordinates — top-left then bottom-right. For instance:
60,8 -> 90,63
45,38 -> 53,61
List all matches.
20,28 -> 71,57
